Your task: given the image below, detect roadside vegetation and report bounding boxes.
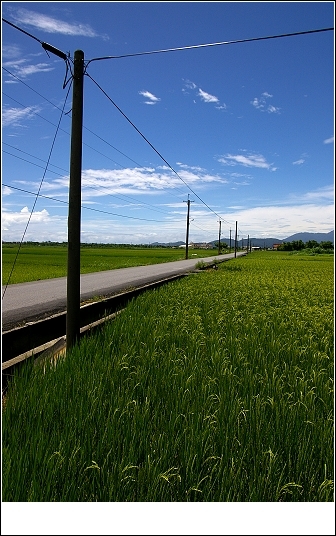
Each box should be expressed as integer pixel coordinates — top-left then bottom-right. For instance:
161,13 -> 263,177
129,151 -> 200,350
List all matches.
2,243 -> 222,285
2,252 -> 334,501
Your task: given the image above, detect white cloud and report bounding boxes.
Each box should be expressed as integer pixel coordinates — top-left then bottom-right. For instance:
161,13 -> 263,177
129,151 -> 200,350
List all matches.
139,91 -> 161,105
251,97 -> 263,109
323,136 -> 334,144
267,105 -> 281,114
183,79 -> 197,90
2,105 -> 41,127
2,186 -> 13,196
183,80 -> 226,109
198,88 -> 219,104
2,207 -> 50,229
225,203 -> 334,239
2,44 -> 22,59
218,153 -> 276,171
78,166 -> 227,196
292,185 -> 334,203
251,92 -> 280,114
3,58 -> 54,80
11,8 -> 99,37
293,159 -> 305,165
177,163 -> 205,172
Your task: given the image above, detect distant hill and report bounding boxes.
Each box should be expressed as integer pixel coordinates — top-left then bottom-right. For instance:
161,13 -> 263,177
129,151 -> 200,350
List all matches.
151,231 -> 334,248
282,230 -> 334,244
151,241 -> 185,247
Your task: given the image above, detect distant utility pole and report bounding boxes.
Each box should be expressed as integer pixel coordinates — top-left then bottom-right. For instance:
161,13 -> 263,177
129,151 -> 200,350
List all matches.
183,194 -> 193,260
247,234 -> 249,254
230,228 -> 232,252
66,50 -> 84,352
218,220 -> 221,255
234,221 -> 238,258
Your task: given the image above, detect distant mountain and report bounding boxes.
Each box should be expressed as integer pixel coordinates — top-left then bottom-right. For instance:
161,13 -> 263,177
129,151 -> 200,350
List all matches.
151,231 -> 334,248
282,230 -> 334,244
151,241 -> 185,247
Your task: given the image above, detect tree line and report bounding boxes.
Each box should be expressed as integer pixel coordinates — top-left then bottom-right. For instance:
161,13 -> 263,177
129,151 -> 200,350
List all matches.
277,240 -> 334,252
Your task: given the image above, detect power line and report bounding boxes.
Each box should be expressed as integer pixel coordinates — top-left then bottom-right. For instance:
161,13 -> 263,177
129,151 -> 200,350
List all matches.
2,184 -> 180,223
2,17 -> 43,43
86,72 -> 225,222
2,68 -> 185,197
3,143 -> 69,173
86,27 -> 334,65
3,144 -> 180,217
2,82 -> 72,297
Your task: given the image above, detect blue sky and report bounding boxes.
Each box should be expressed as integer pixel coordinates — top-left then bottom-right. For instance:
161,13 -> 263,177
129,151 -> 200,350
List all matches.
2,1 -> 334,245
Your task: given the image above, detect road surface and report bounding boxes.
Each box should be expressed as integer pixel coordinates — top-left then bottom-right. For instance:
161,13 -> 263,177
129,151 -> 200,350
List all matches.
2,252 -> 246,330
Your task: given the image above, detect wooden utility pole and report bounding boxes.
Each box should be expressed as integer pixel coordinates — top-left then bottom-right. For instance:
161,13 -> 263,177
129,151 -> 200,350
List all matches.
234,221 -> 238,258
66,50 -> 84,351
230,228 -> 232,252
218,220 -> 221,255
183,194 -> 193,260
247,234 -> 249,254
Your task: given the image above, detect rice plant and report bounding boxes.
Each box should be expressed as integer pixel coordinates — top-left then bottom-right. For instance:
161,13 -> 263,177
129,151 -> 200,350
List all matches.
2,252 -> 333,501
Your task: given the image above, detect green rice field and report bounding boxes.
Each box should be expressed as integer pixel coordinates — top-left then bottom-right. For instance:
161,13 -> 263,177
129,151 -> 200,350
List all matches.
2,243 -> 220,285
2,252 -> 334,501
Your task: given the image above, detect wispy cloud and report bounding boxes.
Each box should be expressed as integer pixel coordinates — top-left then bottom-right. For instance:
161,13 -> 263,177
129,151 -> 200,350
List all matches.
291,185 -> 334,203
198,88 -> 219,104
2,105 -> 41,127
182,80 -> 226,110
323,136 -> 334,144
218,152 -> 277,171
139,91 -> 161,105
293,159 -> 305,165
2,186 -> 13,196
2,44 -> 22,60
2,54 -> 55,81
251,92 -> 281,114
10,8 -> 101,38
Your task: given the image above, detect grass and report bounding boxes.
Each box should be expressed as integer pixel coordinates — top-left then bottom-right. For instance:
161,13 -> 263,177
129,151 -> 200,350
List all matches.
2,243 -> 222,285
2,252 -> 334,501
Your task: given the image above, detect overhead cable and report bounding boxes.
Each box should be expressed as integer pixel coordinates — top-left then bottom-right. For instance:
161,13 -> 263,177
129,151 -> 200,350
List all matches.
2,82 -> 72,298
86,72 -> 225,221
2,184 -> 184,223
86,27 -> 334,65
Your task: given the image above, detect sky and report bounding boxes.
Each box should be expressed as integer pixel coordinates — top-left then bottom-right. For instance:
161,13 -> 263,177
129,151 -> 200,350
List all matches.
1,1 -> 335,245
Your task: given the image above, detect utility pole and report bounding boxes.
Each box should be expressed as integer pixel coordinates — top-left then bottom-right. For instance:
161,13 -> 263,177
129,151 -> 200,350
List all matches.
218,220 -> 221,255
247,234 -> 249,254
66,50 -> 84,352
230,228 -> 232,252
234,221 -> 238,258
183,194 -> 193,260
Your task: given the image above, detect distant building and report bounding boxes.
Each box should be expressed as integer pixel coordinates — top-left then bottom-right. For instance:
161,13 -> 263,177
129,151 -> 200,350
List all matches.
273,244 -> 281,250
190,242 -> 212,249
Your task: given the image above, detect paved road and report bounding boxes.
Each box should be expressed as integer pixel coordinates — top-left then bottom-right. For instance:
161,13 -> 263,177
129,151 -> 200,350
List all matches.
2,252 -> 246,330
